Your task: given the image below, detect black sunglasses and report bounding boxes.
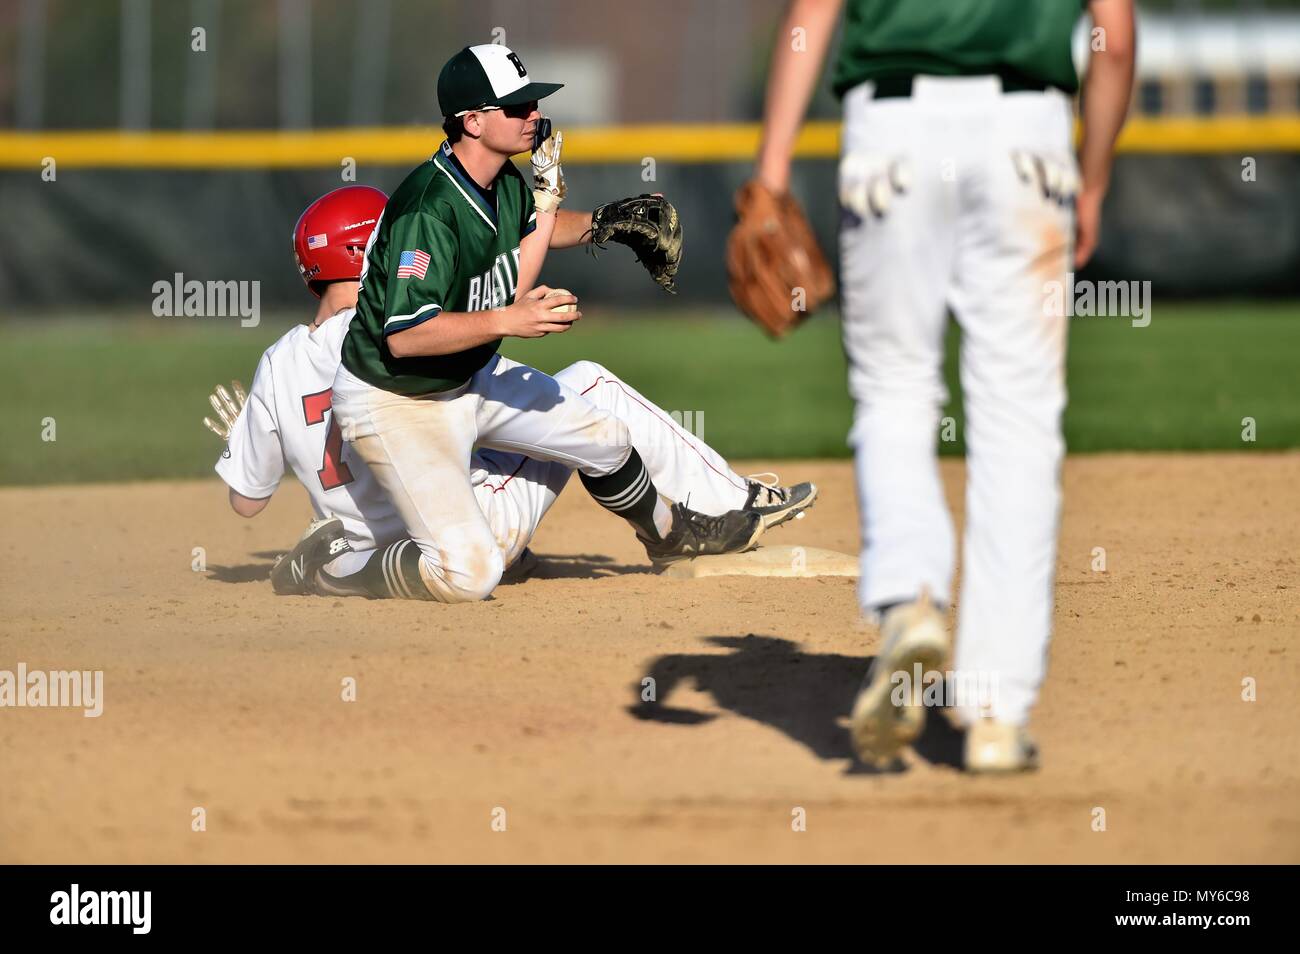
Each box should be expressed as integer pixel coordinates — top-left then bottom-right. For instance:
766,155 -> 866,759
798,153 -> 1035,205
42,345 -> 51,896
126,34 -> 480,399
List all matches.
500,100 -> 539,119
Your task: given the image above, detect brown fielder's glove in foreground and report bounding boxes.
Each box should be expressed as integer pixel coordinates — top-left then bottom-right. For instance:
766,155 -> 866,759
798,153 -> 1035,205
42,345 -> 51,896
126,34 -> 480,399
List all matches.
726,181 -> 835,338
589,194 -> 683,293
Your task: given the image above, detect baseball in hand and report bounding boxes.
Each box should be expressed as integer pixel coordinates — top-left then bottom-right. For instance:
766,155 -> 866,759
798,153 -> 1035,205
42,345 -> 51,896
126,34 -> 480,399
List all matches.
543,288 -> 577,314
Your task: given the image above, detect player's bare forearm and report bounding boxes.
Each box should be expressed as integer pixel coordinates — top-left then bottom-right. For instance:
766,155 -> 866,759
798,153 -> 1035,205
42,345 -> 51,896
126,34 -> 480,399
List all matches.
386,310 -> 507,358
516,213 -> 557,300
1075,0 -> 1135,267
516,211 -> 590,301
387,289 -> 580,356
1079,0 -> 1136,199
755,0 -> 844,192
551,209 -> 593,248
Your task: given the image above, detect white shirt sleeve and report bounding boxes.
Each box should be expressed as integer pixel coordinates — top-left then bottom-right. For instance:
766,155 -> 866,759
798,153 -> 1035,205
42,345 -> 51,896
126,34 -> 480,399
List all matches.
215,351 -> 285,499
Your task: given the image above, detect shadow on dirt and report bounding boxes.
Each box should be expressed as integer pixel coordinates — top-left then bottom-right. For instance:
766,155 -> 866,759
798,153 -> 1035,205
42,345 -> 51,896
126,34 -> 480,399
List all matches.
206,551 -> 649,587
532,552 -> 652,579
205,562 -> 274,584
627,633 -> 964,773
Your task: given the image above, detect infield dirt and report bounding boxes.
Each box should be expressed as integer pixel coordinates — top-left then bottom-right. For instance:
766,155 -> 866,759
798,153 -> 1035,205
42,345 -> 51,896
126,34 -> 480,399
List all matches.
2,454 -> 1297,863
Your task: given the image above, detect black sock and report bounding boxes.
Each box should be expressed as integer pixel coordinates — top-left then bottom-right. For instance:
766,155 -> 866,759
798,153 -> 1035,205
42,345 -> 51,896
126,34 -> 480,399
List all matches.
317,539 -> 432,600
580,448 -> 666,541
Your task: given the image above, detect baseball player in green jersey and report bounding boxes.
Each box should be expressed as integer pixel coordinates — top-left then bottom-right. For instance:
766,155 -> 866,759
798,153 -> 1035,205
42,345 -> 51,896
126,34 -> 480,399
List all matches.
330,44 -> 812,603
749,1 -> 1135,770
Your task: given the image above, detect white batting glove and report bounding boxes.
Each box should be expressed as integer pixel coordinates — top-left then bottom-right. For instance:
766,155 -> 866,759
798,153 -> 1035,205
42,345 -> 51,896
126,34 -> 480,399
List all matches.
1011,150 -> 1077,204
202,380 -> 247,441
839,154 -> 911,220
532,129 -> 565,214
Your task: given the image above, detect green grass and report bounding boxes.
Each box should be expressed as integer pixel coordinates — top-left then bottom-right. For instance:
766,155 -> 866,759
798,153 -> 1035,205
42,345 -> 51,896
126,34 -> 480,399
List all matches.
3,302 -> 1298,485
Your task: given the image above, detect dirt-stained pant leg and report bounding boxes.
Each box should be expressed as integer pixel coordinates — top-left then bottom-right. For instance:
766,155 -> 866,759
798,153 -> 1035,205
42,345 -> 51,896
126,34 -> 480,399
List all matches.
471,449 -> 572,569
840,77 -> 1072,727
332,365 -> 504,603
333,354 -> 643,602
948,88 -> 1073,727
553,360 -> 750,515
839,82 -> 958,614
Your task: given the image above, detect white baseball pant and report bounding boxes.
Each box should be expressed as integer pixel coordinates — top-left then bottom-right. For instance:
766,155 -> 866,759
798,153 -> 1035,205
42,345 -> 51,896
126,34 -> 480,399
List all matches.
839,76 -> 1075,726
332,356 -> 753,602
457,359 -> 754,573
332,353 -> 633,603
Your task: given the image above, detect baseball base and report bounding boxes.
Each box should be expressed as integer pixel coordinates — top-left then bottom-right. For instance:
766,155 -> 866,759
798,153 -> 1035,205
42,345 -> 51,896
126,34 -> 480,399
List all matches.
660,544 -> 858,579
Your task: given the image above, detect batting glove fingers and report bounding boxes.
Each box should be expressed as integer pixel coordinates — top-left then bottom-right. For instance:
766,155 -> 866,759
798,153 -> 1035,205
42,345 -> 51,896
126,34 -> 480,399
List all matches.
203,380 -> 247,441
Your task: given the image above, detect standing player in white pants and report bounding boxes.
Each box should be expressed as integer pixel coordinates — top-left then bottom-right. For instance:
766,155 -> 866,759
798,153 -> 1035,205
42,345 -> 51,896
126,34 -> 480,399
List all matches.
206,186 -> 816,601
749,0 -> 1134,770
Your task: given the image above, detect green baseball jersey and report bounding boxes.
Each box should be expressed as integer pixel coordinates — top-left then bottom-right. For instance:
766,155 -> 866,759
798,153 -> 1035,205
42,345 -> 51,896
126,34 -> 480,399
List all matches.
833,0 -> 1084,98
341,140 -> 537,395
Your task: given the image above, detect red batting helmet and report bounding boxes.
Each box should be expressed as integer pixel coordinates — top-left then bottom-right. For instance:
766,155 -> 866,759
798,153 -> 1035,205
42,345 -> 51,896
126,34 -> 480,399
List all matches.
292,185 -> 388,297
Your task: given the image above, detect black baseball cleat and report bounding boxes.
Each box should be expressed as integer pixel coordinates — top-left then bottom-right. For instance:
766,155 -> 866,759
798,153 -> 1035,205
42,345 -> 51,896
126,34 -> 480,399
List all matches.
642,504 -> 765,567
271,517 -> 350,595
743,475 -> 818,530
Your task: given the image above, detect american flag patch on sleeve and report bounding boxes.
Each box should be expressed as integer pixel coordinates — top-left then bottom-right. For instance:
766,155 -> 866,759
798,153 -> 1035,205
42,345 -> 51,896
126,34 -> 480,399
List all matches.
396,249 -> 430,280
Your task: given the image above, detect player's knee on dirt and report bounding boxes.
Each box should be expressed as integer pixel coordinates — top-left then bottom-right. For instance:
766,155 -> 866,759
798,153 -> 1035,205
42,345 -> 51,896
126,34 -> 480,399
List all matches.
427,542 -> 505,604
335,538 -> 504,602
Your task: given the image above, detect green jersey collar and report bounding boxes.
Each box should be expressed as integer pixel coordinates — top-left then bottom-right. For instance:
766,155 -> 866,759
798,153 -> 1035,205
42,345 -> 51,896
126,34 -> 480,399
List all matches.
432,140 -> 498,233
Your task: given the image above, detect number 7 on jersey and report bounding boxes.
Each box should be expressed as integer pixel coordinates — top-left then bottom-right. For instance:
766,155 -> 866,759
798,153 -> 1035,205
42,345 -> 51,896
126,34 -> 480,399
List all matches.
301,388 -> 354,491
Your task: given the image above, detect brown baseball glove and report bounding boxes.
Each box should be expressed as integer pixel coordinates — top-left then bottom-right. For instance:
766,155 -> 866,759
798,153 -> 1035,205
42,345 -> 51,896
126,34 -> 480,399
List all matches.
726,181 -> 834,338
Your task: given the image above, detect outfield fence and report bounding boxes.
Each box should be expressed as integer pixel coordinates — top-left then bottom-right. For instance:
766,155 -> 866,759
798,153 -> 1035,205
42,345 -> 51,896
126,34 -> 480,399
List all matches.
3,117 -> 1298,309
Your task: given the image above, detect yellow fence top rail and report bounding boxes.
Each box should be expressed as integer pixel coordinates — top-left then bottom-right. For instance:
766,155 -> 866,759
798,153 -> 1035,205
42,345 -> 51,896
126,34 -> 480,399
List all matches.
1,117 -> 1297,169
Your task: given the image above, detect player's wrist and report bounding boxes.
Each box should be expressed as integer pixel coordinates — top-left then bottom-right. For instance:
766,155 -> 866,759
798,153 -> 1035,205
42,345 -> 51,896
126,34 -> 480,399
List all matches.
571,210 -> 594,244
533,189 -> 563,214
488,306 -> 514,338
1077,182 -> 1107,205
754,155 -> 792,194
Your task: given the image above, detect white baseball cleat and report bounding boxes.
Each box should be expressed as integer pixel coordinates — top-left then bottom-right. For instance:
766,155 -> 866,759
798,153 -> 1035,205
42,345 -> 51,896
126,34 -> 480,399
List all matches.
964,719 -> 1040,773
848,593 -> 949,766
